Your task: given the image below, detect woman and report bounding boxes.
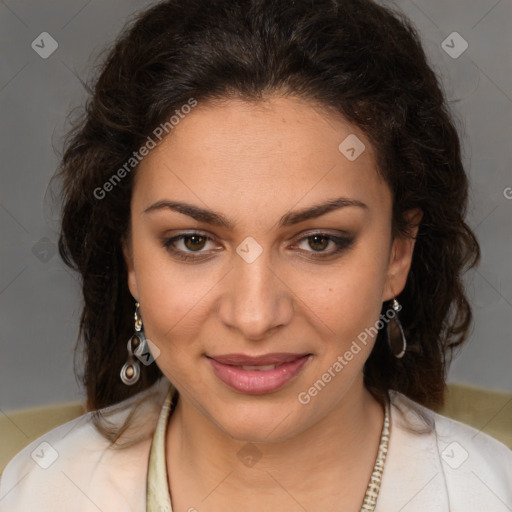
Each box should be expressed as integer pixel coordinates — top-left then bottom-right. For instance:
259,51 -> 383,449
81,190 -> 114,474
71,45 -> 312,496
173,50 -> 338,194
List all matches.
1,0 -> 510,510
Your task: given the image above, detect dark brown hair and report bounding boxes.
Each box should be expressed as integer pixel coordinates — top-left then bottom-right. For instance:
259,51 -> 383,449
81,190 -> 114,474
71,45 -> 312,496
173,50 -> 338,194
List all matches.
55,0 -> 480,442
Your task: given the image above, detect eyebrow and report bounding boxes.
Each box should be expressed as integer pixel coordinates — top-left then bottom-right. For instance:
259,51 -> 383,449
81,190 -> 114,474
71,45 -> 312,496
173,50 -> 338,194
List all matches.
143,196 -> 368,230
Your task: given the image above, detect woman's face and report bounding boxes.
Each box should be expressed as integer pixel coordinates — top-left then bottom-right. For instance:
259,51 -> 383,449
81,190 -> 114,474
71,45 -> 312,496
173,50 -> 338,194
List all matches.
123,95 -> 420,442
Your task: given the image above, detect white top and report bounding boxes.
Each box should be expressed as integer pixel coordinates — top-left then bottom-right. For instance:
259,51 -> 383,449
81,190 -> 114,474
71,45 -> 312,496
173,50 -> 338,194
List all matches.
1,376 -> 511,511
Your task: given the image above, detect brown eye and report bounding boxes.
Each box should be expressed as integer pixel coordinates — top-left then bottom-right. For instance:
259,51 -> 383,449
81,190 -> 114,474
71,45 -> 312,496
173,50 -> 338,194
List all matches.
183,234 -> 207,251
307,234 -> 330,252
162,232 -> 218,261
294,232 -> 355,258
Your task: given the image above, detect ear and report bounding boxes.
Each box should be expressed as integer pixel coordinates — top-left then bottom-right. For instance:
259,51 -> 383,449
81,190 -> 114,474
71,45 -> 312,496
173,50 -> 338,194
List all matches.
122,234 -> 140,301
382,208 -> 423,302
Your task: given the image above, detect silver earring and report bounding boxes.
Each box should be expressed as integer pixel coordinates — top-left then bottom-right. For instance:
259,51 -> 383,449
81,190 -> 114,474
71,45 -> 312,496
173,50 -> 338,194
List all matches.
120,301 -> 148,385
386,298 -> 407,359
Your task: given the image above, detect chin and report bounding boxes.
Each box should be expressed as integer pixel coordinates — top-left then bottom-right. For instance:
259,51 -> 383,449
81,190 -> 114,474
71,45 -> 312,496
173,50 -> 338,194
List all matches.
209,401 -> 303,444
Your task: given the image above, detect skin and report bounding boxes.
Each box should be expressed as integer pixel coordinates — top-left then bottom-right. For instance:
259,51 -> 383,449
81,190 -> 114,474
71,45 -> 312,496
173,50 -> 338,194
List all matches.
123,95 -> 422,511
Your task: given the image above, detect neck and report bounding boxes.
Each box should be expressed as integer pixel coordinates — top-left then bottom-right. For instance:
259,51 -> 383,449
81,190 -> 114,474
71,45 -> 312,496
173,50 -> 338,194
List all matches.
166,375 -> 385,508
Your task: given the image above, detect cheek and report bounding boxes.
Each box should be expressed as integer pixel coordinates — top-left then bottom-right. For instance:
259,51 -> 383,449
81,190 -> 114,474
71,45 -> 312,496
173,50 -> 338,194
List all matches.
133,255 -> 208,384
137,268 -> 212,344
303,243 -> 389,345
130,226 -> 214,329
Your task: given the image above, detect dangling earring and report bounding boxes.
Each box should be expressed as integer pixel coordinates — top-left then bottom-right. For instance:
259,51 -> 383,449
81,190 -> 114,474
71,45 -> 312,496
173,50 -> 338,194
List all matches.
386,298 -> 407,358
120,301 -> 148,385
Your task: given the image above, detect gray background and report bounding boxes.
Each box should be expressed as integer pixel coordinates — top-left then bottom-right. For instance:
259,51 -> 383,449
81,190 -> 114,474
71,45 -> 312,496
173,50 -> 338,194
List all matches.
1,0 -> 511,411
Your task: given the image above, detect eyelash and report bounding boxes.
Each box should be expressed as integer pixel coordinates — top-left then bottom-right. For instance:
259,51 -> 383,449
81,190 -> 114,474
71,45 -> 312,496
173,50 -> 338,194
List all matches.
161,231 -> 355,262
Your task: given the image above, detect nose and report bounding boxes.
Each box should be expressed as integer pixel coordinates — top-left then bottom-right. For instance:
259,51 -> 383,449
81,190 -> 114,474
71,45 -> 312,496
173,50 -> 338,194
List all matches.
217,247 -> 294,341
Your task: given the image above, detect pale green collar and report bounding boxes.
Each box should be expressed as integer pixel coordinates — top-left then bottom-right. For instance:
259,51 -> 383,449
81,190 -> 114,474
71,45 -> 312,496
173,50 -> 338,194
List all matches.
146,383 -> 175,512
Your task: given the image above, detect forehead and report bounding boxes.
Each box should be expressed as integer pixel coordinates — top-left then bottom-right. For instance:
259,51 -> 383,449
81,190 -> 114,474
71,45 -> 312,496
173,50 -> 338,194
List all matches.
133,96 -> 390,220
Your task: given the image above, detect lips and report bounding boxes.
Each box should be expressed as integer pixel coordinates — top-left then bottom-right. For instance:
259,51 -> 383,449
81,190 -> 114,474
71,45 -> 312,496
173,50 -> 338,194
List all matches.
206,353 -> 312,394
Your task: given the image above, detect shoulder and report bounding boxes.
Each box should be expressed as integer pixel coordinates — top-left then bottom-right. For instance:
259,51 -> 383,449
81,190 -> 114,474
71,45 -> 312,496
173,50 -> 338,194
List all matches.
390,390 -> 512,462
389,390 -> 512,509
0,377 -> 171,512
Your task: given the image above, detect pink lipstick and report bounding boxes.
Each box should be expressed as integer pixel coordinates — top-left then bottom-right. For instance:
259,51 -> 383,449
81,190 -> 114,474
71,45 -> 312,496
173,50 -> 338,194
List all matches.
206,352 -> 312,394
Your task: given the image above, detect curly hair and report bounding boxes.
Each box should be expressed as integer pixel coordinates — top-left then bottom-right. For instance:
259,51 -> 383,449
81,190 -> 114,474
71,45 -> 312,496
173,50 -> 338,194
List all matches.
55,0 -> 480,442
